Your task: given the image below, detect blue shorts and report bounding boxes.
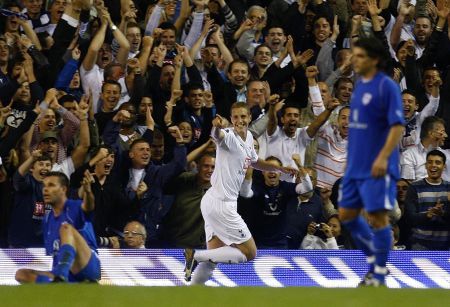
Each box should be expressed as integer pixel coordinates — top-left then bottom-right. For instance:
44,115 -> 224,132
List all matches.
338,175 -> 396,213
68,250 -> 101,282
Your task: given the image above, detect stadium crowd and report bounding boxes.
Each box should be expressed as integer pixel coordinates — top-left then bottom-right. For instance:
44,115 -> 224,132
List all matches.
0,0 -> 449,251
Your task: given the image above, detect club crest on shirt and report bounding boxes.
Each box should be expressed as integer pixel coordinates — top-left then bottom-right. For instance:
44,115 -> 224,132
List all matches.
362,93 -> 372,105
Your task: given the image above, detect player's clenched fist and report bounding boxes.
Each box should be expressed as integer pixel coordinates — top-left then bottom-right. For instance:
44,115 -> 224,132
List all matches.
212,115 -> 228,128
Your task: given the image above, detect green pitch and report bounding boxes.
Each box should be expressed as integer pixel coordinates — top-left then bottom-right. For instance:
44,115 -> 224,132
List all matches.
0,285 -> 448,307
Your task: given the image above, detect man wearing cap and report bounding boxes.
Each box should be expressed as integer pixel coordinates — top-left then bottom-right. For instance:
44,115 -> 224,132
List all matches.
21,102 -> 90,179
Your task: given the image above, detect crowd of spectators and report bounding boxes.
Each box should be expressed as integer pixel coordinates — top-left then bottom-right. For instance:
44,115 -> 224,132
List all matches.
0,0 -> 449,251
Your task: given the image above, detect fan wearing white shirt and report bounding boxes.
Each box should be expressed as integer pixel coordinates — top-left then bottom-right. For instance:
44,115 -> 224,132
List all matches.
183,102 -> 296,284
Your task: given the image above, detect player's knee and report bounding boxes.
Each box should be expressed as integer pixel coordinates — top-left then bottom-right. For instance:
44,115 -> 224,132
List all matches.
15,269 -> 31,283
244,247 -> 257,261
338,208 -> 355,222
368,211 -> 389,229
59,223 -> 74,236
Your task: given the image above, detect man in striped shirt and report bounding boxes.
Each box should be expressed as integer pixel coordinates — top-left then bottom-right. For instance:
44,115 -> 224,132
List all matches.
404,150 -> 450,250
306,66 -> 349,190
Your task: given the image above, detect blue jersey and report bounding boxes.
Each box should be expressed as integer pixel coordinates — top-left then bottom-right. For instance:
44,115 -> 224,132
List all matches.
345,72 -> 405,179
43,199 -> 98,266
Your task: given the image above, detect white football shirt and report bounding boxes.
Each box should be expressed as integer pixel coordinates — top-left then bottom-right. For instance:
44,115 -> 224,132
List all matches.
209,128 -> 258,201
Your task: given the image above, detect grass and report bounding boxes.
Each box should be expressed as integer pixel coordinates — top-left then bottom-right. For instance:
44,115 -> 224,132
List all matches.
0,285 -> 449,307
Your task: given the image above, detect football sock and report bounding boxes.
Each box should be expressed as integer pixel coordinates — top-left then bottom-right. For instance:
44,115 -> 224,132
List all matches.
52,244 -> 76,280
35,275 -> 52,283
194,246 -> 247,264
372,226 -> 392,283
191,262 -> 216,285
342,216 -> 374,258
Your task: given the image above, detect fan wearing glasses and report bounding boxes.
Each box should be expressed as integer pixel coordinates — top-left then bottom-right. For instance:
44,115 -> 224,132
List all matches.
123,221 -> 147,249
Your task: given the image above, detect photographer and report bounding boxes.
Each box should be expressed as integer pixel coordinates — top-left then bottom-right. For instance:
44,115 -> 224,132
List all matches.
300,216 -> 340,250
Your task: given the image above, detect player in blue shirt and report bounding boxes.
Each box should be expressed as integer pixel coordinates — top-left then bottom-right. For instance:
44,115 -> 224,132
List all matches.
15,171 -> 101,283
338,38 -> 405,287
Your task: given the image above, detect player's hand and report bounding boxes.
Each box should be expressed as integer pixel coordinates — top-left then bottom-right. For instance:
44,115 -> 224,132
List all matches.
371,155 -> 388,177
212,114 -> 227,128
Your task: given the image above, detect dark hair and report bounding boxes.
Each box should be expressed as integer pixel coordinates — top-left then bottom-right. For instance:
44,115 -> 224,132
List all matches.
46,171 -> 69,189
427,149 -> 446,164
119,102 -> 136,112
185,82 -> 204,97
401,89 -> 417,98
59,94 -> 77,104
422,66 -> 440,76
415,15 -> 433,27
227,59 -> 250,75
334,77 -> 354,90
254,43 -> 273,57
420,116 -> 445,140
395,40 -> 408,54
197,152 -> 216,164
33,154 -> 52,164
353,37 -> 389,70
265,156 -> 282,165
280,103 -> 300,116
338,105 -> 350,116
101,79 -> 122,93
326,214 -> 340,223
126,22 -> 141,31
158,21 -> 176,32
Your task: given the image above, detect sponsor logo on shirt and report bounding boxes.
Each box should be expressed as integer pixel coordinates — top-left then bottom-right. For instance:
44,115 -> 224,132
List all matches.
362,93 -> 372,106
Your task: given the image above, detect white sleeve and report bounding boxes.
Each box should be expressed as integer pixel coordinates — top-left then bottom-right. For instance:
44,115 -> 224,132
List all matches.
61,158 -> 75,178
418,96 -> 439,125
298,127 -> 314,147
300,234 -> 317,249
324,237 -> 339,249
239,179 -> 254,198
295,174 -> 313,195
144,5 -> 163,36
182,12 -> 204,48
309,85 -> 326,116
400,150 -> 416,180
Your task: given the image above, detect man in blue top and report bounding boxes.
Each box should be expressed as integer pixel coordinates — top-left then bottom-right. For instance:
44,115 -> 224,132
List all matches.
338,38 -> 405,287
15,171 -> 100,283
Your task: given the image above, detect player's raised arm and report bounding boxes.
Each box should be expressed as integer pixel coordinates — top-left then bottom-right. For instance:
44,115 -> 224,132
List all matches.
211,115 -> 227,142
81,170 -> 95,212
252,158 -> 297,176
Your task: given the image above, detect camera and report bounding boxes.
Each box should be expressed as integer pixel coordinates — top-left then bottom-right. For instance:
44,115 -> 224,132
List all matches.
314,223 -> 322,230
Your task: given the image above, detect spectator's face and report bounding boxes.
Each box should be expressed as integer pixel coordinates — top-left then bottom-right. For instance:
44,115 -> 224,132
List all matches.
253,138 -> 259,154
313,18 -> 331,43
13,82 -> 31,104
402,93 -> 418,119
95,153 -> 115,176
43,176 -> 66,205
165,0 -> 177,17
50,0 -> 67,22
187,89 -> 204,110
38,138 -> 58,161
202,46 -> 220,66
263,159 -> 282,187
327,216 -> 341,237
160,29 -> 176,50
101,84 -> 121,112
178,122 -> 193,143
351,0 -> 368,16
337,108 -> 350,138
352,47 -> 377,75
396,180 -> 409,203
0,41 -> 9,64
123,222 -> 146,248
318,82 -> 331,104
30,159 -> 52,182
160,65 -> 175,91
126,27 -> 142,53
40,109 -> 57,131
335,81 -> 353,104
12,63 -> 24,78
254,46 -> 272,67
129,142 -> 151,167
305,10 -> 315,32
281,107 -> 300,135
69,70 -> 80,88
247,81 -> 265,107
227,63 -> 249,89
62,100 -> 78,115
97,43 -> 112,69
139,97 -> 153,115
150,138 -> 164,161
430,123 -> 447,147
108,66 -> 125,81
414,17 -> 431,45
265,28 -> 286,54
396,44 -> 408,67
426,155 -> 445,181
248,9 -> 267,30
5,6 -> 21,32
197,156 -> 215,183
422,69 -> 440,94
231,107 -> 251,135
24,0 -> 43,15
